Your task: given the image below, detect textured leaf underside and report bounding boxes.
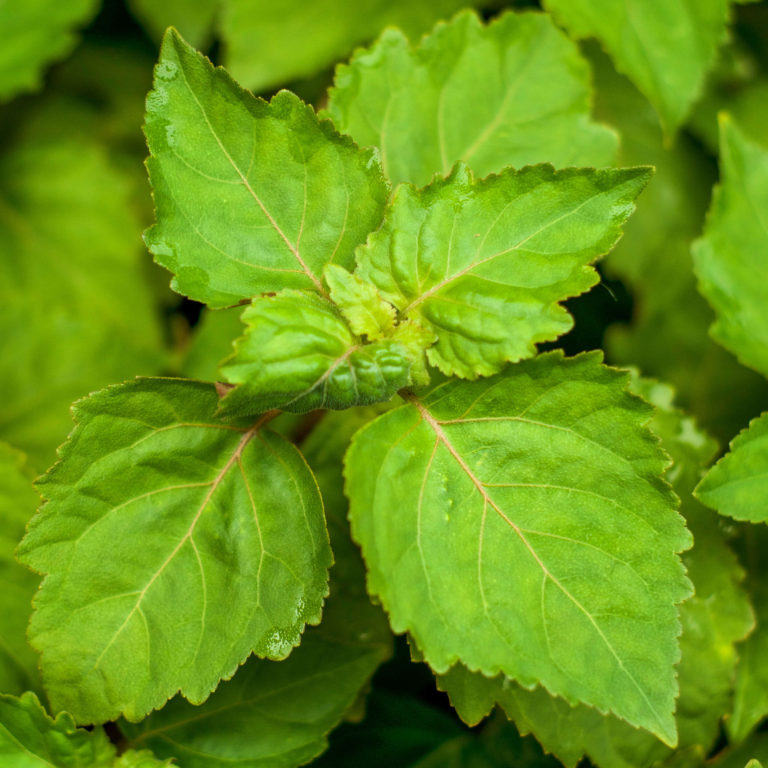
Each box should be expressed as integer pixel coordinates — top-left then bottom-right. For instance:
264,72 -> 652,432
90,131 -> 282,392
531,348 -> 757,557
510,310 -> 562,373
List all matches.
325,9 -> 617,187
345,351 -> 691,744
145,28 -> 389,308
17,378 -> 332,725
693,116 -> 768,380
219,291 -> 413,415
355,164 -> 651,379
542,0 -> 732,133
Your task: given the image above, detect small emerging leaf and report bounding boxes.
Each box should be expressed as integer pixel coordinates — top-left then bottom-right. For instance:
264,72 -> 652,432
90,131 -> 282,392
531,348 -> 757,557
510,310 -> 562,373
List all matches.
325,264 -> 396,340
325,9 -> 617,186
219,290 -> 415,415
145,29 -> 389,308
18,378 -> 332,724
356,163 -> 651,379
346,351 -> 691,744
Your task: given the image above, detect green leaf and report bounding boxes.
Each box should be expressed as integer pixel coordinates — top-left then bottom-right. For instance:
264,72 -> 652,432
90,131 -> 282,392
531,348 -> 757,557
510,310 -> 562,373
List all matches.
220,0 -> 484,93
696,413 -> 768,523
542,0 -> 732,133
693,115 -> 768,379
120,405 -> 391,768
355,163 -> 650,379
218,291 -> 415,415
127,0 -> 218,48
17,378 -> 332,725
0,692 -> 115,767
144,29 -> 389,308
0,0 -> 99,102
0,131 -> 166,470
325,9 -> 617,187
346,351 -> 691,744
120,585 -> 390,767
0,444 -> 42,696
325,264 -> 396,340
437,374 -> 752,766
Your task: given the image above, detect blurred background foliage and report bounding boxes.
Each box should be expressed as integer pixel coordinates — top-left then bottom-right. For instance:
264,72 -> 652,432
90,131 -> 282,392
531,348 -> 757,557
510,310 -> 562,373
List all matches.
1,0 -> 768,764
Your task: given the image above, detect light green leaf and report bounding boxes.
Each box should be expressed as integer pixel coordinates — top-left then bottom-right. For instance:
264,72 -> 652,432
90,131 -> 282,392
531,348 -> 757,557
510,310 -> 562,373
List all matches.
325,264 -> 396,340
220,0 -> 483,94
0,692 -> 115,767
437,374 -> 752,765
542,0 -> 732,133
0,0 -> 99,102
218,291 -> 415,415
0,444 -> 41,696
346,351 -> 691,744
0,132 -> 166,470
17,378 -> 332,725
693,115 -> 768,379
696,413 -> 768,523
355,163 -> 650,379
144,29 -> 388,308
710,733 -> 768,768
128,0 -> 219,48
325,9 -> 617,187
120,583 -> 390,767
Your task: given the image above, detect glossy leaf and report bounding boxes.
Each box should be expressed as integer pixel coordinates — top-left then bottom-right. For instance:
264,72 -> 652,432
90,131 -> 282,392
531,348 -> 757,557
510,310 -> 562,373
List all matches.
0,132 -> 165,469
542,0 -> 732,133
693,116 -> 768,379
219,291 -> 414,415
17,378 -> 332,724
696,412 -> 768,523
0,444 -> 41,695
0,692 -> 115,767
355,163 -> 650,379
325,9 -> 617,187
346,351 -> 691,744
221,0 -> 482,93
0,0 -> 99,102
145,29 -> 389,308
